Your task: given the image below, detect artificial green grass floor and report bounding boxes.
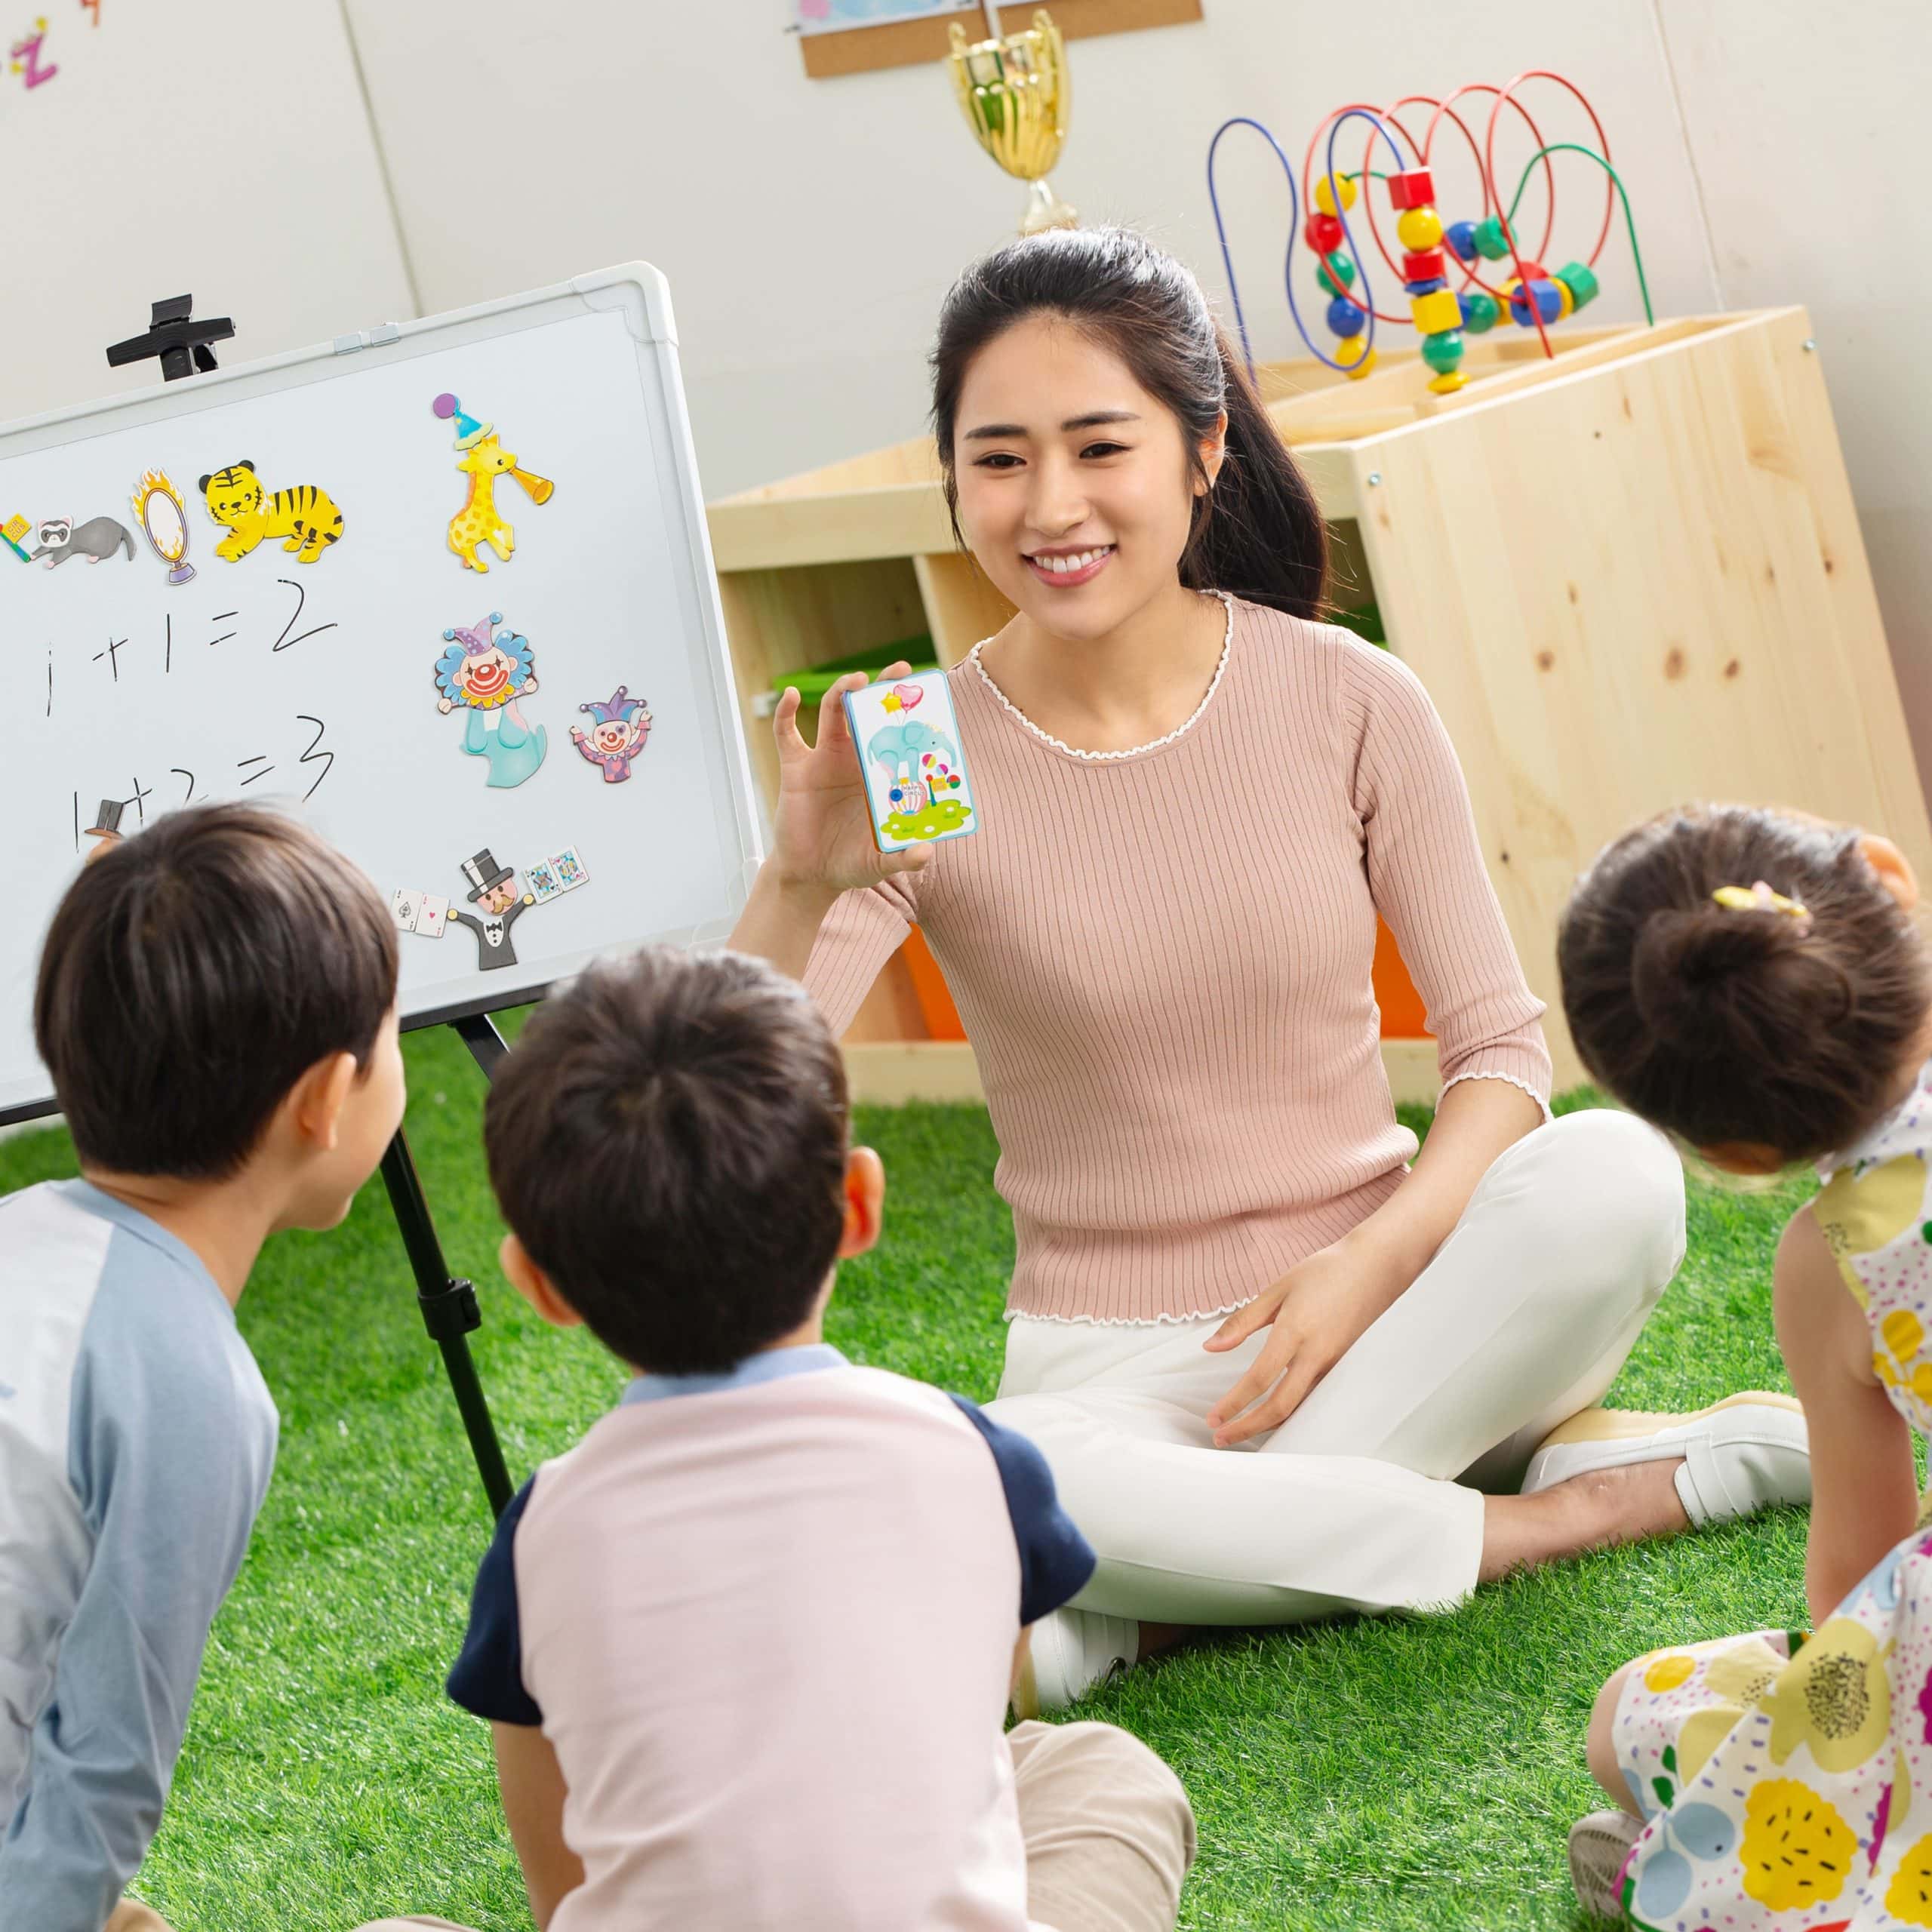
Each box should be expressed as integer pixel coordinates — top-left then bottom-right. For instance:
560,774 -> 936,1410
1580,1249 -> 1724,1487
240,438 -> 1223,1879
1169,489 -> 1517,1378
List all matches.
0,1028 -> 1820,1930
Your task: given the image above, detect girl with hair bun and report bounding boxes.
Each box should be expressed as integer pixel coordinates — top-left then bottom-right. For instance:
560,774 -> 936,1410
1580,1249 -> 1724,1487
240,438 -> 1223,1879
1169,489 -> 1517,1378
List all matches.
1558,804 -> 1932,1924
732,227 -> 1806,1712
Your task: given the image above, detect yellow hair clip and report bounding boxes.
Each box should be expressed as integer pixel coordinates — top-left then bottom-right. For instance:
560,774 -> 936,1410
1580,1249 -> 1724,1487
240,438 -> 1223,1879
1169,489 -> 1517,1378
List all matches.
1712,881 -> 1812,929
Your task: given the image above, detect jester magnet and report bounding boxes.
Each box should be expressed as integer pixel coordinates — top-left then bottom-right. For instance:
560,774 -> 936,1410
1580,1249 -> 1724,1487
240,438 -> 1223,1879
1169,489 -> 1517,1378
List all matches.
571,685 -> 652,783
434,612 -> 547,789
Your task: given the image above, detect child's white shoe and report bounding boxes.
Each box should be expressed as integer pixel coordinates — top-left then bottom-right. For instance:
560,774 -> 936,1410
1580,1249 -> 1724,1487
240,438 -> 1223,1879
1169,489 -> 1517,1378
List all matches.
1521,1392 -> 1809,1526
1012,1609 -> 1137,1716
1568,1809 -> 1643,1919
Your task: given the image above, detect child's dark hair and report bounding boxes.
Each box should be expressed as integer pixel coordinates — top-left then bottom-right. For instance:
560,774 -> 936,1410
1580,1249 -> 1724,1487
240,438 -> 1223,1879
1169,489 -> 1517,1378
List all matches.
35,803 -> 398,1180
485,948 -> 851,1376
1558,805 -> 1931,1161
931,224 -> 1327,619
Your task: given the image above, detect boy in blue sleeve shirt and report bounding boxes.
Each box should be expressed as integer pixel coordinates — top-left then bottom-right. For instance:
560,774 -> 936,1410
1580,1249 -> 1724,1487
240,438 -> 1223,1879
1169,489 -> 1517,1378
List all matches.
406,949 -> 1195,1932
0,804 -> 405,1932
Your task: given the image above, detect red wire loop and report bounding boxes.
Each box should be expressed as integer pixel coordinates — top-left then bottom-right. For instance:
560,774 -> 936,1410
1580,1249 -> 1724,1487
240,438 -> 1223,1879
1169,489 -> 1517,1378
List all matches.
1297,71 -> 1617,361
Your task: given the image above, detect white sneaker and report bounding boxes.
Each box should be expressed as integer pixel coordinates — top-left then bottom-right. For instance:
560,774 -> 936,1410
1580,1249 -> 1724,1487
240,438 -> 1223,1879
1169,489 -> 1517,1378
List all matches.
1522,1392 -> 1809,1526
1569,1809 -> 1643,1919
1012,1609 -> 1137,1717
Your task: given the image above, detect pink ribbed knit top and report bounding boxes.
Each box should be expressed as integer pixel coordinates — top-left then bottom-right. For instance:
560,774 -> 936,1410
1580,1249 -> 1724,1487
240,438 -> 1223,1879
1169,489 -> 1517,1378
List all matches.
804,596 -> 1552,1325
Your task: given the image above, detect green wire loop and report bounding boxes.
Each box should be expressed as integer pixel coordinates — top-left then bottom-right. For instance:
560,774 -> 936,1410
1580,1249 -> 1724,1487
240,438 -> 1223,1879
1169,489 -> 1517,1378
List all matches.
1502,142 -> 1654,327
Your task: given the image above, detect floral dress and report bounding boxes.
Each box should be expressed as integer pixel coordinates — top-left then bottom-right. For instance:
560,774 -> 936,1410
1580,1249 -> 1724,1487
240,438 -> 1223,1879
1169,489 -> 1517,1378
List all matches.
1613,1062 -> 1932,1929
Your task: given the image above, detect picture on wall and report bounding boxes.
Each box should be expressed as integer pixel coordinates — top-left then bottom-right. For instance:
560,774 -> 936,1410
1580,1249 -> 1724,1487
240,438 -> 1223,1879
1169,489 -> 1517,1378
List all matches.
794,0 -> 979,33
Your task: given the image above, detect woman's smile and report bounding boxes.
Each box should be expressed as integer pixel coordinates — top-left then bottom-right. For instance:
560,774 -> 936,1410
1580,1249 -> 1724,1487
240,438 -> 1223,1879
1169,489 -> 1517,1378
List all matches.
1024,543 -> 1115,588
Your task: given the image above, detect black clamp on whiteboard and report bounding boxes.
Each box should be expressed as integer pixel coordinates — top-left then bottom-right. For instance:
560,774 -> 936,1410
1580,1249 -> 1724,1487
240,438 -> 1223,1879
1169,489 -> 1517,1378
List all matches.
106,295 -> 235,383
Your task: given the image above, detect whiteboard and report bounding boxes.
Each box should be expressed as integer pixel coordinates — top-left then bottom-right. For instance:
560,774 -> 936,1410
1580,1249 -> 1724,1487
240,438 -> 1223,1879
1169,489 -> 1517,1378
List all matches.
0,266 -> 761,1124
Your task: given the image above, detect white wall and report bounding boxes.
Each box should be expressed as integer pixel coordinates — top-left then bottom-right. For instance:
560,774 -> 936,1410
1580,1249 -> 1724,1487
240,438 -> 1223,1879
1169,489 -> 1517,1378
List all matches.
0,1 -> 411,421
343,0 -> 1723,496
1655,0 -> 1932,785
6,1 -> 1926,778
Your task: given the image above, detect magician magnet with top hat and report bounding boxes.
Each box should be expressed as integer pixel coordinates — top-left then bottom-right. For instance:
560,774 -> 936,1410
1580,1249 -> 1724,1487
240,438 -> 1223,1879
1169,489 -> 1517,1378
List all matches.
449,849 -> 534,971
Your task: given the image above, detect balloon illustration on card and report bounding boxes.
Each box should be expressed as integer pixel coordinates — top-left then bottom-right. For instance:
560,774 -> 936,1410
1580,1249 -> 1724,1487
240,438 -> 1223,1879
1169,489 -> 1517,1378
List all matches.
841,669 -> 977,853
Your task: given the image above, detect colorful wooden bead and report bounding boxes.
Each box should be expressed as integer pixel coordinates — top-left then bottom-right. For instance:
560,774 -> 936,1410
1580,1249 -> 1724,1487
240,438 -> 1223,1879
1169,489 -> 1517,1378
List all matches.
1420,329 -> 1465,372
1316,251 -> 1356,297
1312,172 -> 1357,217
1472,217 -> 1512,260
1428,370 -> 1469,395
1306,212 -> 1345,254
1334,334 -> 1376,380
1555,261 -> 1600,310
1395,205 -> 1444,252
1326,294 -> 1366,338
1508,278 -> 1564,326
1444,220 -> 1478,263
1387,168 -> 1435,211
1401,248 -> 1447,283
1403,278 -> 1448,298
1408,287 -> 1460,336
1458,289 -> 1500,333
1553,278 -> 1575,319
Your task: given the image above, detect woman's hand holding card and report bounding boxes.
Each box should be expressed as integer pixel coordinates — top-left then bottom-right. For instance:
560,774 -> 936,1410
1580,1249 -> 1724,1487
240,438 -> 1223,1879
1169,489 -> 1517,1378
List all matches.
770,662 -> 934,895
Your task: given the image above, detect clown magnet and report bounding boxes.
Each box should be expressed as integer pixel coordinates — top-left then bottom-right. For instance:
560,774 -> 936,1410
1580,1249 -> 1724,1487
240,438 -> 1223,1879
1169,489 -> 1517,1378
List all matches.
570,685 -> 652,783
433,611 -> 546,789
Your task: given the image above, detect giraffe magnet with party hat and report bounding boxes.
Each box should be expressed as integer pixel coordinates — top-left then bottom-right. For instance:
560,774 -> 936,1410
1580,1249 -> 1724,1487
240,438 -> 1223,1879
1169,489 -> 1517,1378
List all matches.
432,392 -> 554,571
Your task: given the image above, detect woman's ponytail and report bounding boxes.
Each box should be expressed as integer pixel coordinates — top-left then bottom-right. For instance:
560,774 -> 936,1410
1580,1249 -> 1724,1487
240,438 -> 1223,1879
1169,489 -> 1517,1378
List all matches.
1183,329 -> 1326,617
932,226 -> 1327,619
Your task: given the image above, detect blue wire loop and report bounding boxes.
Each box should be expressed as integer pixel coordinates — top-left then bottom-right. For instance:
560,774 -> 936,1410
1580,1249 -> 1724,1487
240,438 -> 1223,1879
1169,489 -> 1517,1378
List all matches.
1208,111 -> 1412,380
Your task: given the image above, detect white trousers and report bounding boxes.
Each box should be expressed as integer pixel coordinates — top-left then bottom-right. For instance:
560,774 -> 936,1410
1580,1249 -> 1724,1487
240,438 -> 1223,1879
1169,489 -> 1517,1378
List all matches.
983,1109 -> 1687,1626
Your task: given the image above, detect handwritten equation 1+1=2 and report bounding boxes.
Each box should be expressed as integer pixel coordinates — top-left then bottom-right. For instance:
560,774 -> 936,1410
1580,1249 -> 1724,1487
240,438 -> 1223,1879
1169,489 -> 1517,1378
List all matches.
56,575 -> 341,850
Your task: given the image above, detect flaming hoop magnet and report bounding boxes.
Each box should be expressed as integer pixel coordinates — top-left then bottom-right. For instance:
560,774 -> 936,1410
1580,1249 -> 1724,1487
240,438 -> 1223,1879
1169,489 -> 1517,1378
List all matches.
131,469 -> 195,585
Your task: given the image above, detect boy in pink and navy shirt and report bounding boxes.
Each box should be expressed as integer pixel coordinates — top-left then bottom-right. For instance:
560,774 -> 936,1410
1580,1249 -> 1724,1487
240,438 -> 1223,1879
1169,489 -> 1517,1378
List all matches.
432,949 -> 1194,1932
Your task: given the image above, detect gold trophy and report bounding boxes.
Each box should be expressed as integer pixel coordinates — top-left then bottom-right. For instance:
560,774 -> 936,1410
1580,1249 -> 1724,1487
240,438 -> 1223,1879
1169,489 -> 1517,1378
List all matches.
946,8 -> 1075,236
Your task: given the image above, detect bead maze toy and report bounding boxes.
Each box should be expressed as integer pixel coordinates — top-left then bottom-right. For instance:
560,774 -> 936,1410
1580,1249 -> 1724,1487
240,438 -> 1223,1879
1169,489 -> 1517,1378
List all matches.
1207,72 -> 1653,396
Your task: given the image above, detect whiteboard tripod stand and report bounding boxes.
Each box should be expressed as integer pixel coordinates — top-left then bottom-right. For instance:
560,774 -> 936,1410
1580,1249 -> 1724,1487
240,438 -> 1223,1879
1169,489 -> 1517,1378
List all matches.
380,1011 -> 515,1518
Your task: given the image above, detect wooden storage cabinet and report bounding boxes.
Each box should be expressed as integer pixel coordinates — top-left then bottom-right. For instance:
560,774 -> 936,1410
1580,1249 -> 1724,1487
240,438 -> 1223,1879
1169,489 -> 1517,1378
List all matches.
706,310 -> 1931,1094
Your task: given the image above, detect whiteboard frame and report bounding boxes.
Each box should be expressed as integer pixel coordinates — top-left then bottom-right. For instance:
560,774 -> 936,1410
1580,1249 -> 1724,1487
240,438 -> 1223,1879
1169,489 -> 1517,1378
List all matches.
0,264 -> 764,1126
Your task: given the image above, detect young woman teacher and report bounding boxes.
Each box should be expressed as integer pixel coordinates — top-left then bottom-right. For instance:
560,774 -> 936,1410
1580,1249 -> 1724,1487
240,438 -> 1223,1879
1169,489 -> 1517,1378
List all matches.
730,227 -> 1810,1708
